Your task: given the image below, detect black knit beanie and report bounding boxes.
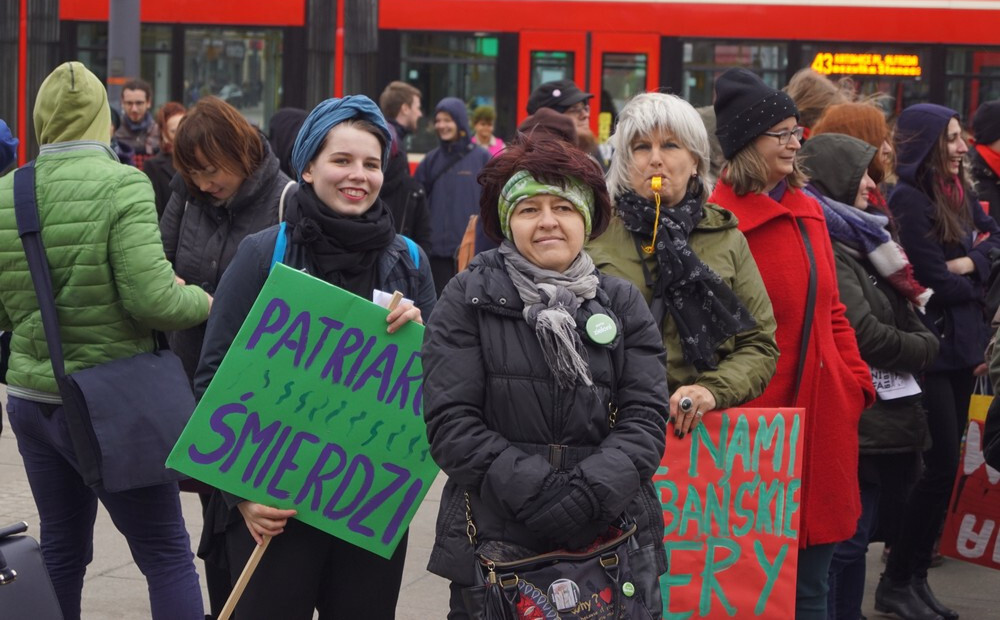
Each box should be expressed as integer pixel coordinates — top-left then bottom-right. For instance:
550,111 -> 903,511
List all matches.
973,100 -> 1000,145
714,68 -> 799,159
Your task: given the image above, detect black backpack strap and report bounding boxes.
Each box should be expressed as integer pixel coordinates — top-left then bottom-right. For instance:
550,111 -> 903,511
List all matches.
794,218 -> 818,405
13,163 -> 69,382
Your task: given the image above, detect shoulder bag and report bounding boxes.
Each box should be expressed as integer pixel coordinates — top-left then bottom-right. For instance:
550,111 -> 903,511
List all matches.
14,162 -> 196,492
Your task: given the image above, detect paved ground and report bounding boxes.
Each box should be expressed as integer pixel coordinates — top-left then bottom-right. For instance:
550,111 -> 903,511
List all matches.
2,385 -> 998,618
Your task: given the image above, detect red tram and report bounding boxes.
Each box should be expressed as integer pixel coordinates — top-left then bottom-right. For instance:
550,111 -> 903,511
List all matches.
8,0 -> 1000,163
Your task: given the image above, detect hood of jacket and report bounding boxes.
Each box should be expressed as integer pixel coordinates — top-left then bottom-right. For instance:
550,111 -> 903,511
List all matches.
801,133 -> 876,205
895,103 -> 957,185
34,61 -> 112,146
435,97 -> 471,150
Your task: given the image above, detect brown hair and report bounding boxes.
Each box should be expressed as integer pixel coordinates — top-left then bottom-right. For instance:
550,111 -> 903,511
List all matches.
173,96 -> 264,185
784,68 -> 850,130
121,78 -> 152,102
722,144 -> 808,197
921,125 -> 972,244
379,81 -> 421,119
156,102 -> 186,132
813,102 -> 891,183
478,139 -> 612,244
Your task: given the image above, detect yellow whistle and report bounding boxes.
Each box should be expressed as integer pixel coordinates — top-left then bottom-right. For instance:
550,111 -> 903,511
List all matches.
642,177 -> 664,254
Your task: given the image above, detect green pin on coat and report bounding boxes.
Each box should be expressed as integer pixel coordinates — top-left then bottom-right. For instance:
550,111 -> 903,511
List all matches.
586,313 -> 617,344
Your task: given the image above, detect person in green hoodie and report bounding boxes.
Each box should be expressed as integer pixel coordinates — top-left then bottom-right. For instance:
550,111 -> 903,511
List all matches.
587,92 -> 778,438
0,61 -> 211,620
801,133 -> 940,620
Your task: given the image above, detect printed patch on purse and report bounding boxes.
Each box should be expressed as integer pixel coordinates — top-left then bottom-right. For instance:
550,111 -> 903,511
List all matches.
548,579 -> 581,611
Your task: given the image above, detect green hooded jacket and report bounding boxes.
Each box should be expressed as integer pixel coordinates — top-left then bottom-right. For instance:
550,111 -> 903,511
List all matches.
587,203 -> 778,409
0,62 -> 210,401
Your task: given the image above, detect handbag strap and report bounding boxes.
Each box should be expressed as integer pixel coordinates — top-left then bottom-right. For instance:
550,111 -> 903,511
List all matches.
13,163 -> 70,382
794,218 -> 818,405
277,180 -> 295,222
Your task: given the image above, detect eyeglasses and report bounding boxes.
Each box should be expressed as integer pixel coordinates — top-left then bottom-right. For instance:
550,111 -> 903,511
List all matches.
761,126 -> 804,145
564,102 -> 590,117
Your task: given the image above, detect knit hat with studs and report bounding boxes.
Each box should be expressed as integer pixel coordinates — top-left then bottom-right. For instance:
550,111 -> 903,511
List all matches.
713,68 -> 799,159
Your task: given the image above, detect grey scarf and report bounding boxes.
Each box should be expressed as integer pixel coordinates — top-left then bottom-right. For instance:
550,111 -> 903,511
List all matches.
499,241 -> 600,388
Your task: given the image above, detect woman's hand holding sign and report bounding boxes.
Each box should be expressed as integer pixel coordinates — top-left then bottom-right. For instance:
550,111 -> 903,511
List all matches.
238,501 -> 297,545
669,384 -> 716,439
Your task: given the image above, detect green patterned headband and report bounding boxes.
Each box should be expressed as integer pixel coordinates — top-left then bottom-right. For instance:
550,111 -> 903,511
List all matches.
498,170 -> 594,240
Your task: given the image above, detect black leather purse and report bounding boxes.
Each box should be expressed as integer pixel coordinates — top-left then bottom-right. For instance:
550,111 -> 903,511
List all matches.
13,162 -> 196,492
0,522 -> 63,618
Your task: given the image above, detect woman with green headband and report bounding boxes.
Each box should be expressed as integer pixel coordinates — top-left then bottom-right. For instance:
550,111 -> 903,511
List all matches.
422,138 -> 670,618
588,92 -> 778,439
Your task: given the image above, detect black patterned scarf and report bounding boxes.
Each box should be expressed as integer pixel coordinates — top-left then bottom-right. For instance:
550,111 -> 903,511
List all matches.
616,188 -> 756,371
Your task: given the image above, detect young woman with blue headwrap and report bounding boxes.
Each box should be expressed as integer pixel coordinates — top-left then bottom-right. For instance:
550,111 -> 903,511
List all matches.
193,95 -> 436,619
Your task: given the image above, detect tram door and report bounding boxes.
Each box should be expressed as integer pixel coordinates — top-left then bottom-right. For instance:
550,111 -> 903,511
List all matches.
519,31 -> 660,143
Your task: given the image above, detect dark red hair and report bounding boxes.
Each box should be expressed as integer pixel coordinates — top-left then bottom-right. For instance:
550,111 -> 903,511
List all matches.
478,138 -> 612,244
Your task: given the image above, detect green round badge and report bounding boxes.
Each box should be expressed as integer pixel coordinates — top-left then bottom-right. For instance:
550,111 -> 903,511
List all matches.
622,582 -> 635,597
586,314 -> 617,345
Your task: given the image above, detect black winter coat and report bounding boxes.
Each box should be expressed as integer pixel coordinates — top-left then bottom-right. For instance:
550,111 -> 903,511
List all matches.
889,181 -> 1000,370
160,142 -> 290,381
421,250 -> 669,610
971,148 -> 1000,226
142,151 -> 177,220
832,242 -> 938,454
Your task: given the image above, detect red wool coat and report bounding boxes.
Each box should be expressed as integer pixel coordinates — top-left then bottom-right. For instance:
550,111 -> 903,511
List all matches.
710,180 -> 876,547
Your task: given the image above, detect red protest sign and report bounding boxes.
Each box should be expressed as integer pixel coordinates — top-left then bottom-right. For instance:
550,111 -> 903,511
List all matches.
940,409 -> 1000,570
655,408 -> 804,619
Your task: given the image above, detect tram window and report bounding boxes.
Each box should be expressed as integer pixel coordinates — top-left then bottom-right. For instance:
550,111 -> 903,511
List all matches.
946,48 -> 1000,123
600,53 -> 647,142
400,32 -> 499,154
183,28 -> 283,132
530,51 -> 574,92
73,24 -> 174,111
681,41 -> 787,107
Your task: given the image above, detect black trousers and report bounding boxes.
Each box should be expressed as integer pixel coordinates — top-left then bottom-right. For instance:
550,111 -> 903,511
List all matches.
225,517 -> 407,619
885,368 -> 973,581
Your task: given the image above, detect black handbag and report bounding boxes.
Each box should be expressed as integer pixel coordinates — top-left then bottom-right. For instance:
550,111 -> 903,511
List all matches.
0,522 -> 63,619
461,488 -> 655,620
461,520 -> 654,620
13,162 -> 195,492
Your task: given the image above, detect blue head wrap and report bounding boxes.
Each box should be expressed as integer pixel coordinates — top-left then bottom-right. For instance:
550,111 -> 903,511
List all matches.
290,95 -> 392,183
0,119 -> 18,171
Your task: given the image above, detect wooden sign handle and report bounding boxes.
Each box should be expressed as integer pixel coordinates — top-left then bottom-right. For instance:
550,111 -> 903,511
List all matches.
218,535 -> 272,620
387,290 -> 404,311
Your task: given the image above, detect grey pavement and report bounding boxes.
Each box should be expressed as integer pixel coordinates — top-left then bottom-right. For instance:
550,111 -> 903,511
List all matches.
2,383 -> 998,618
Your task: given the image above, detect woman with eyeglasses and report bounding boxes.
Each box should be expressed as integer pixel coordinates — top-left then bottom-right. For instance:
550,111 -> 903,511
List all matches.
708,68 -> 876,620
587,92 -> 778,440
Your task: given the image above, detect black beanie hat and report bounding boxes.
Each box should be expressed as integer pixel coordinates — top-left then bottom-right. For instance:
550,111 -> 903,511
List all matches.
714,68 -> 799,159
973,100 -> 1000,145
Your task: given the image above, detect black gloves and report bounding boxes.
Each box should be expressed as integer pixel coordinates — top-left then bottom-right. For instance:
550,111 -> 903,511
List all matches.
522,473 -> 600,548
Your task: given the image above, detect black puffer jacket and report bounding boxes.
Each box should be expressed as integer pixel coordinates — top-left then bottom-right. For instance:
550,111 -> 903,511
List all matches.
160,138 -> 291,380
422,250 -> 669,612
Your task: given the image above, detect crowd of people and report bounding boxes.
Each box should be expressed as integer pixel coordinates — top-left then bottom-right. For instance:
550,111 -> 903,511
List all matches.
1,58 -> 1000,620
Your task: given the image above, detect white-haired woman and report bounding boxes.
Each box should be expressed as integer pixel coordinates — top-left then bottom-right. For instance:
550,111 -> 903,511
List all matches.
587,92 -> 778,438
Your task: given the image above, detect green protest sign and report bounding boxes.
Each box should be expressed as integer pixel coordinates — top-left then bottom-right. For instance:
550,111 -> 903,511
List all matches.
166,264 -> 438,559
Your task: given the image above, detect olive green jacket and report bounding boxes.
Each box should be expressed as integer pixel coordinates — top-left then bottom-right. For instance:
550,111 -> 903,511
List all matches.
587,205 -> 778,408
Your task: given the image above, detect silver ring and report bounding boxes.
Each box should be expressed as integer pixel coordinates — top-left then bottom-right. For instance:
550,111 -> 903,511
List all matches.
695,410 -> 703,418
679,397 -> 694,412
